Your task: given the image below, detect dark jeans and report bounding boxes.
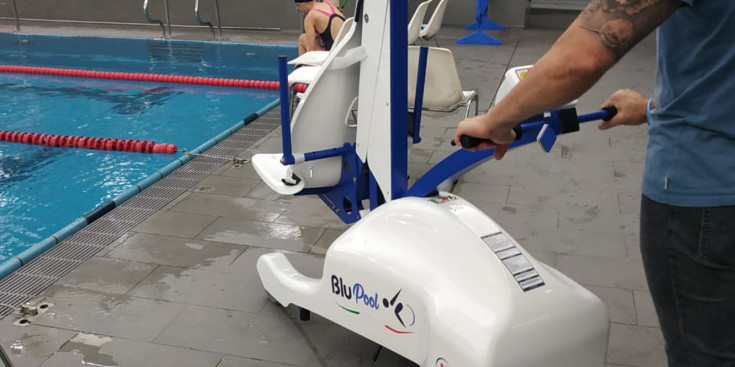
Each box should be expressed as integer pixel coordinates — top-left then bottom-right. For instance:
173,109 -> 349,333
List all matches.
640,195 -> 735,366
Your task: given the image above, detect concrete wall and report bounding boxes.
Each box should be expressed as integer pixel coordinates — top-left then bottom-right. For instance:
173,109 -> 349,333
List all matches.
3,0 -> 529,31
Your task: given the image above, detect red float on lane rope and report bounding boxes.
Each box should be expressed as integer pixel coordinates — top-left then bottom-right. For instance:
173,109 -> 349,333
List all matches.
0,130 -> 177,155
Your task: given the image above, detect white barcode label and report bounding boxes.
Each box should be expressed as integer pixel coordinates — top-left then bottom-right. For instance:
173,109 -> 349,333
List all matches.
482,232 -> 515,252
502,254 -> 534,275
482,232 -> 545,292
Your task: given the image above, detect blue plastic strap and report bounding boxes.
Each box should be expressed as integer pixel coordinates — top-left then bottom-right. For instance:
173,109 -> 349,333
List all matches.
389,0 -> 408,200
303,146 -> 347,162
411,47 -> 429,144
278,56 -> 295,165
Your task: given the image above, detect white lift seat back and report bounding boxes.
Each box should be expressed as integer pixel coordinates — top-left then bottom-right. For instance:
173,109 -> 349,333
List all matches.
253,19 -> 362,194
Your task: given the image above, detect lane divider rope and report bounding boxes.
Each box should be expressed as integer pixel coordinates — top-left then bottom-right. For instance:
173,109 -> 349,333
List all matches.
0,64 -> 308,93
0,130 -> 178,154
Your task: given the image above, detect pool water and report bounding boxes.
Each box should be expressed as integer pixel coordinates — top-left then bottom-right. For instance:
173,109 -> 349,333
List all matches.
0,34 -> 296,263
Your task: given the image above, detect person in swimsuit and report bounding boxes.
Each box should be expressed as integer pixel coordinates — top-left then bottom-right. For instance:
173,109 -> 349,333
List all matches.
294,0 -> 346,56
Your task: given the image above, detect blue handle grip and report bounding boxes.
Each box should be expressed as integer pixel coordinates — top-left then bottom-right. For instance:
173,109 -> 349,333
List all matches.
456,107 -> 617,149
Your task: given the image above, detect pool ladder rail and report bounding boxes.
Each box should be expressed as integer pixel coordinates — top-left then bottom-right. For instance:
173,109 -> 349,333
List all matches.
144,0 -> 223,40
195,0 -> 223,40
143,0 -> 171,38
8,0 -> 20,31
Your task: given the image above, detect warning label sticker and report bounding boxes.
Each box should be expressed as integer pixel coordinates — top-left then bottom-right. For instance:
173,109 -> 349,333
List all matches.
482,232 -> 545,292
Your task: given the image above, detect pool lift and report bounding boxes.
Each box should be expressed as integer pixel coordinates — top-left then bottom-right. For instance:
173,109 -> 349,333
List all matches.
252,0 -> 613,366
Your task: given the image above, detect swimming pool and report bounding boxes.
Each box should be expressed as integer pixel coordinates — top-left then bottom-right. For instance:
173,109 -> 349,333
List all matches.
0,33 -> 296,267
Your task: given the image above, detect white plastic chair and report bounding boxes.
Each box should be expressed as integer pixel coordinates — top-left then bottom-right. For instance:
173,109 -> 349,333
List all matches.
408,46 -> 478,119
419,0 -> 449,45
408,0 -> 432,45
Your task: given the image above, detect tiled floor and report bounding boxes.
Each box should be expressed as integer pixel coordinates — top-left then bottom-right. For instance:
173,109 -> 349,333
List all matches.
0,12 -> 666,367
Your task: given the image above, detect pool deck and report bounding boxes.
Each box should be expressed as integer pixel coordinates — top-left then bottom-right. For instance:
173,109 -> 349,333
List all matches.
0,13 -> 665,367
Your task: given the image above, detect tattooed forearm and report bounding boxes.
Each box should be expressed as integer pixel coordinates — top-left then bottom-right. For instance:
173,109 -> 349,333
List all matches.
579,0 -> 682,59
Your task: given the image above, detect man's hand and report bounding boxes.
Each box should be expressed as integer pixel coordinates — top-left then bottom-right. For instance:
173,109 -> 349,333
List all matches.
455,112 -> 516,160
598,88 -> 651,130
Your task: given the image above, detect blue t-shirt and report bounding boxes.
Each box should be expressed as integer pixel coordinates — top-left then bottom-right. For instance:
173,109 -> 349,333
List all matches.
644,0 -> 735,207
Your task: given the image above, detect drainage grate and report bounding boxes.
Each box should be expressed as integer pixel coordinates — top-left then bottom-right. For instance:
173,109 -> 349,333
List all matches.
119,196 -> 172,211
236,127 -> 277,136
171,171 -> 211,182
177,161 -> 224,174
0,273 -> 57,296
102,207 -> 156,223
43,242 -> 106,261
190,155 -> 231,164
0,106 -> 279,320
203,147 -> 247,158
154,176 -> 202,190
82,218 -> 139,235
64,232 -> 123,247
0,293 -> 28,317
137,187 -> 184,200
17,257 -> 83,279
209,140 -> 259,151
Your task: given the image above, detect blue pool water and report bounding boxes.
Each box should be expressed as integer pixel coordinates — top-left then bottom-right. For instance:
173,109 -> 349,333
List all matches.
0,33 -> 296,263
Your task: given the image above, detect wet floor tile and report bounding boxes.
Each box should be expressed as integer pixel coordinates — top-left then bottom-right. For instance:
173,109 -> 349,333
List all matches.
0,323 -> 75,367
132,210 -> 218,238
39,332 -> 222,367
106,232 -> 244,271
298,321 -> 382,367
246,181 -> 294,201
56,257 -> 157,295
154,305 -> 317,366
169,193 -> 288,223
192,175 -> 261,197
197,218 -> 323,252
225,247 -> 324,279
310,229 -> 345,255
30,286 -> 185,341
217,160 -> 264,180
273,196 -> 349,230
128,266 -> 268,313
216,356 -> 300,367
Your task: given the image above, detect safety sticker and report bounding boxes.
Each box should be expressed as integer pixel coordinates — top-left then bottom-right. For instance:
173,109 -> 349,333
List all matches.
482,232 -> 546,292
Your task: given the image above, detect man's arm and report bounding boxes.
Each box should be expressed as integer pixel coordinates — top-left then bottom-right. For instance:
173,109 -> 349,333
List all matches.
456,0 -> 682,158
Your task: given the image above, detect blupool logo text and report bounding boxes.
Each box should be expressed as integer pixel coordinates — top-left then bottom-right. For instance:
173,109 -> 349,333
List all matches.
331,275 -> 380,312
331,274 -> 416,335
